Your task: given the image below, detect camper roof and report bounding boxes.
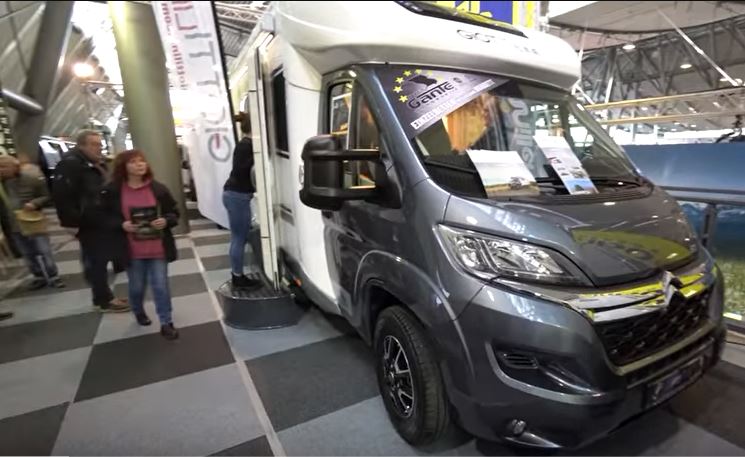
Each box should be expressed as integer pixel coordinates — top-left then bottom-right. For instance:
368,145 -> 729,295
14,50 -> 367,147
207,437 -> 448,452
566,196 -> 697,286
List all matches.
272,1 -> 580,91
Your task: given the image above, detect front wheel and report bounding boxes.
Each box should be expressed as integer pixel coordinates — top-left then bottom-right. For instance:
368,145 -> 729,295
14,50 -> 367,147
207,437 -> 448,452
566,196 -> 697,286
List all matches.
374,306 -> 450,445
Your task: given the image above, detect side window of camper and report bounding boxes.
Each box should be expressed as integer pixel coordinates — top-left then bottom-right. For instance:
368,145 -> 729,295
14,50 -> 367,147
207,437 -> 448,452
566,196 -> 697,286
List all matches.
272,72 -> 289,152
329,83 -> 353,148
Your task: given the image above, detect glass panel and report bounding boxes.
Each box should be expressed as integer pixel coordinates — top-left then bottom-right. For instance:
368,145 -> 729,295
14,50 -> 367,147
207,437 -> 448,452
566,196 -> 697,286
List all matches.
678,201 -> 707,237
329,82 -> 353,148
711,204 -> 745,319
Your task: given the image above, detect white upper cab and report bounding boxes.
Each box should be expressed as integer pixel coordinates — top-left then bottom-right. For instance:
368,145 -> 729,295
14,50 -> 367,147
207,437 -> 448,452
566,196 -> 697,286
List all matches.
270,1 -> 581,91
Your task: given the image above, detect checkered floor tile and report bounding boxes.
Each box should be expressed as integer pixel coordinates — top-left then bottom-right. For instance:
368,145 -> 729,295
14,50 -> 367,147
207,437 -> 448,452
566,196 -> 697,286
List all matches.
1,205 -> 745,456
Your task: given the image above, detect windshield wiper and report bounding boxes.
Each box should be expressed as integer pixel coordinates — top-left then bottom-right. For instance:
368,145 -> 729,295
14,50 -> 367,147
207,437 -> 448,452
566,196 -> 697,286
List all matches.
590,175 -> 645,187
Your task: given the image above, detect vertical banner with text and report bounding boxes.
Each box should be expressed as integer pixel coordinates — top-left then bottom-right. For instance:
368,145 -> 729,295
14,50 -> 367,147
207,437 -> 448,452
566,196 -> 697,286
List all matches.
152,1 -> 234,227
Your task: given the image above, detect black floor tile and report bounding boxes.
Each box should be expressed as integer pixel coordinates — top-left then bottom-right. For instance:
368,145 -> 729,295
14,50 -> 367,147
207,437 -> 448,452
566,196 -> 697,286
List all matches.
0,313 -> 101,364
113,272 -> 207,300
75,321 -> 234,402
0,403 -> 68,456
187,208 -> 202,221
202,255 -> 231,271
194,234 -> 231,246
668,361 -> 745,449
212,435 -> 273,456
247,335 -> 378,431
9,272 -> 88,298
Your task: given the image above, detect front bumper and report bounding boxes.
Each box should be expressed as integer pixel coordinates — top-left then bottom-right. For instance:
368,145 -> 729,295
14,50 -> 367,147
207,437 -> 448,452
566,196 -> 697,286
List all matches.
434,282 -> 726,450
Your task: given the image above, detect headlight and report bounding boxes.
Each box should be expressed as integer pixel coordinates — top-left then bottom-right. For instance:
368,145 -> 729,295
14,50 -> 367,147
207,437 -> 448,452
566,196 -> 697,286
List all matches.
438,225 -> 585,285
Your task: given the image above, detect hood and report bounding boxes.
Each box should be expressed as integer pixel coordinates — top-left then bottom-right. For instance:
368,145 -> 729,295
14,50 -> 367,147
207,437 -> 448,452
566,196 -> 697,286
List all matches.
443,187 -> 699,286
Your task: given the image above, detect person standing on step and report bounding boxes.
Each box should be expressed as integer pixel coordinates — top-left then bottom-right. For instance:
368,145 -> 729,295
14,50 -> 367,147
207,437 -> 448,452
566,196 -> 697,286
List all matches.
53,130 -> 129,312
223,112 -> 261,290
103,149 -> 180,340
0,155 -> 65,289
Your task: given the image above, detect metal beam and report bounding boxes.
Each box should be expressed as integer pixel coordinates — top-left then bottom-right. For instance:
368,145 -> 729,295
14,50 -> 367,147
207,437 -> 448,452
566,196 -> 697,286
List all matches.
599,111 -> 745,126
0,89 -> 43,115
586,86 -> 745,110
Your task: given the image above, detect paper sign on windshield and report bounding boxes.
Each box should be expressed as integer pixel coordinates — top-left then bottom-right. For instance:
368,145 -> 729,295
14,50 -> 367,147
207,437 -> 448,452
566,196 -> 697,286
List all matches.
378,67 -> 505,138
534,136 -> 598,195
466,150 -> 539,197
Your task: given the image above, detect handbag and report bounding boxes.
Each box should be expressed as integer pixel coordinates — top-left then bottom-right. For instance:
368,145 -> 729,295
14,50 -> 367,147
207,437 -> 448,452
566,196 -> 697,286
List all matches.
14,209 -> 48,236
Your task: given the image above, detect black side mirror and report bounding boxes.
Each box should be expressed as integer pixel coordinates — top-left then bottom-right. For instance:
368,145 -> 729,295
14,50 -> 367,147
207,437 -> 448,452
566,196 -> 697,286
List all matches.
300,135 -> 381,211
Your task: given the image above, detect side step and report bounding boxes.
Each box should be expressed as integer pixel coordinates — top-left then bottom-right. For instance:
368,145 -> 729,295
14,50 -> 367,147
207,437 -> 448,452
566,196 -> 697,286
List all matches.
216,272 -> 304,330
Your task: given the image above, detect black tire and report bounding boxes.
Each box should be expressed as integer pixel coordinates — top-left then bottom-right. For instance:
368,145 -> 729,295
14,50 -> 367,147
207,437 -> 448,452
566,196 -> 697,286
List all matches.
374,306 -> 450,446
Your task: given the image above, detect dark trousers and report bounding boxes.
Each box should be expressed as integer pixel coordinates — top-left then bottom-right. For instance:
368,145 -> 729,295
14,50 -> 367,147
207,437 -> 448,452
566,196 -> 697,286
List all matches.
80,236 -> 114,306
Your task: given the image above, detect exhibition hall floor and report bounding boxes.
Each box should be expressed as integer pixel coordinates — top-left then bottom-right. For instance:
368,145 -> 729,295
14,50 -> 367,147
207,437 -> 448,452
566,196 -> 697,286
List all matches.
1,205 -> 745,456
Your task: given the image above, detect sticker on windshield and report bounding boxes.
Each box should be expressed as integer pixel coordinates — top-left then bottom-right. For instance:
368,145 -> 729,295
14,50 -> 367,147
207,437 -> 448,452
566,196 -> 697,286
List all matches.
533,135 -> 598,195
378,67 -> 505,138
466,150 -> 539,197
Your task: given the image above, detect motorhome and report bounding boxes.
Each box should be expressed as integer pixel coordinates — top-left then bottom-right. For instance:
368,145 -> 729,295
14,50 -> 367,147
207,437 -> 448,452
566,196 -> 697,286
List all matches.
229,1 -> 726,449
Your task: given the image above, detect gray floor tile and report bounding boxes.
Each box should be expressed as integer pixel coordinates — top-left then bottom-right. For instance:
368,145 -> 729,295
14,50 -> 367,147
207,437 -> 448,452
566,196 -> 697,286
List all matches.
202,255 -> 232,271
113,272 -> 207,300
194,234 -> 231,246
278,397 -> 421,456
247,335 -> 378,431
196,243 -> 230,258
76,321 -> 234,402
113,259 -> 201,285
0,347 -> 90,420
205,268 -> 232,291
94,292 -> 218,344
0,288 -> 94,327
55,365 -> 264,456
226,307 -> 348,361
0,312 -> 101,364
0,403 -> 68,456
212,435 -> 273,456
192,228 -> 232,239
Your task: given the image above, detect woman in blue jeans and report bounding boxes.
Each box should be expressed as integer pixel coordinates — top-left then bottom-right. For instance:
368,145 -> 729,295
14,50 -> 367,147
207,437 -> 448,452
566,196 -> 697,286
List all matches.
102,150 -> 180,340
223,112 -> 261,290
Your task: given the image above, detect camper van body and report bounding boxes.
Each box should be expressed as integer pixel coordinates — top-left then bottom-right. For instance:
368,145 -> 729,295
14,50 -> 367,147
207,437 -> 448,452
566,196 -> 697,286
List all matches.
230,1 -> 726,449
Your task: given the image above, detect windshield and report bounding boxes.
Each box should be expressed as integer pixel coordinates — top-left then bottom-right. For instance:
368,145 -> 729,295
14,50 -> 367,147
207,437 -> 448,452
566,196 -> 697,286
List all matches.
376,67 -> 640,199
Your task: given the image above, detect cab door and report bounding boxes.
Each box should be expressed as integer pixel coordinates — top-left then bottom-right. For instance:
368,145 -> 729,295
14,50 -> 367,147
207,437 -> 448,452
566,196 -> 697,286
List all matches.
321,76 -> 403,315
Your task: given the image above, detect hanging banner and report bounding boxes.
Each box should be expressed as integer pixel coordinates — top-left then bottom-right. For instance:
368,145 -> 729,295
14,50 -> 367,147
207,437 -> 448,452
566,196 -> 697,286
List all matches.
152,1 -> 234,227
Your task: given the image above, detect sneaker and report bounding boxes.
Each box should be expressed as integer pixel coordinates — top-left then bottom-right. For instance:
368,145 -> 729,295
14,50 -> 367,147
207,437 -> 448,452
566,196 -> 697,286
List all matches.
28,278 -> 47,291
0,311 -> 12,322
99,300 -> 130,313
49,278 -> 66,289
160,323 -> 179,340
135,313 -> 152,326
231,274 -> 262,290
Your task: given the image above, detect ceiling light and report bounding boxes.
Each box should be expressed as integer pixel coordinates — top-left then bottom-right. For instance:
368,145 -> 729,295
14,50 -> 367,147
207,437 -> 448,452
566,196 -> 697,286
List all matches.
690,124 -> 696,127
641,106 -> 649,111
680,63 -> 692,69
73,62 -> 95,79
622,43 -> 636,50
713,101 -> 721,107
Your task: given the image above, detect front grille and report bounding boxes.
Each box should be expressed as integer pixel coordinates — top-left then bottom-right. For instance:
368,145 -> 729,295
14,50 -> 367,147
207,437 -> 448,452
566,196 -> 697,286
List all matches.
595,289 -> 711,366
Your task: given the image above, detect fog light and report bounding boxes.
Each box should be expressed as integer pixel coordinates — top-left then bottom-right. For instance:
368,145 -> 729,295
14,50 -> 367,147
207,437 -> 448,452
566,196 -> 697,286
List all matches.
508,419 -> 527,436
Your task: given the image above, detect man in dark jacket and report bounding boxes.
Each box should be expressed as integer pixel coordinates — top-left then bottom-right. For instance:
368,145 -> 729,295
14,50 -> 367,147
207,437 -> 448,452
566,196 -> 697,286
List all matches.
52,130 -> 128,312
